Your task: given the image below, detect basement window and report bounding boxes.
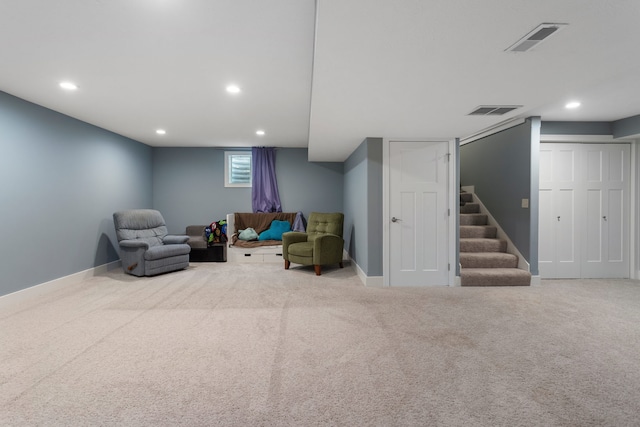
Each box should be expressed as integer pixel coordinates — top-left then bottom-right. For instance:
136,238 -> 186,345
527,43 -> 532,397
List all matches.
225,151 -> 252,187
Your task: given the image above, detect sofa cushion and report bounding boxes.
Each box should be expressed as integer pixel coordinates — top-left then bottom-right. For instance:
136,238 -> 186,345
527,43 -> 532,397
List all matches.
185,225 -> 207,249
259,220 -> 291,241
186,225 -> 207,236
188,237 -> 207,249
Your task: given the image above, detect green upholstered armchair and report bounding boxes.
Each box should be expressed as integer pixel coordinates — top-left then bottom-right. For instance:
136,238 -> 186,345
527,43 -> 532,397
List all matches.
282,212 -> 344,275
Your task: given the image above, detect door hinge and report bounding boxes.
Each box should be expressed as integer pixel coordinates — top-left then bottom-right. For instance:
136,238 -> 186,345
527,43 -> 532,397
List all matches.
448,263 -> 451,271
448,208 -> 451,216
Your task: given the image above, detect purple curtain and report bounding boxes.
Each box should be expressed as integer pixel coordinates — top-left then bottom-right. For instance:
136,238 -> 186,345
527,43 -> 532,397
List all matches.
252,147 -> 282,213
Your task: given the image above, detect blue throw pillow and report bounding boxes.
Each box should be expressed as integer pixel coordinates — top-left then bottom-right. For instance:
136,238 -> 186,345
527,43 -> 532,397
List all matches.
258,220 -> 291,241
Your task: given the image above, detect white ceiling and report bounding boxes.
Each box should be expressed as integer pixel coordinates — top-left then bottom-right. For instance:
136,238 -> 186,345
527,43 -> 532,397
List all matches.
2,0 -> 640,162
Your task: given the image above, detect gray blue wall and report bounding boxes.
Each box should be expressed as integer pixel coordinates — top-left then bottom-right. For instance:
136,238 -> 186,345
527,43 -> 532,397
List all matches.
343,138 -> 383,277
0,91 -> 153,296
613,115 -> 640,138
277,148 -> 344,220
460,118 -> 539,275
541,121 -> 612,136
152,147 -> 343,233
542,116 -> 640,139
152,148 -> 251,232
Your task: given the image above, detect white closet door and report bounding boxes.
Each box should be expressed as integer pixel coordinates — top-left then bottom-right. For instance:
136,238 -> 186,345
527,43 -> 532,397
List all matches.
581,144 -> 630,278
539,143 -> 630,279
538,144 -> 581,278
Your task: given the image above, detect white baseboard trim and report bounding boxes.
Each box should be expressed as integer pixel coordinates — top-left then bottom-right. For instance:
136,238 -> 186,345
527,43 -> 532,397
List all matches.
0,260 -> 121,309
349,256 -> 384,287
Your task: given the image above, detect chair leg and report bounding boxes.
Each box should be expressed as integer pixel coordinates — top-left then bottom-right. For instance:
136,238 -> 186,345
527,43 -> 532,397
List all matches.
339,262 -> 343,268
284,260 -> 290,270
314,265 -> 321,275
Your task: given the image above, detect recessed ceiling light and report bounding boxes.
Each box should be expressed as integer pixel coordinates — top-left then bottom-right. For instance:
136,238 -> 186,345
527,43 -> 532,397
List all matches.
59,81 -> 78,90
256,130 -> 265,136
565,101 -> 581,109
226,84 -> 241,94
156,129 -> 166,135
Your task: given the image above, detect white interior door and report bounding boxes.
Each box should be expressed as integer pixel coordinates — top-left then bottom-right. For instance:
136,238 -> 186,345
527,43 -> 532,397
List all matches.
389,141 -> 449,286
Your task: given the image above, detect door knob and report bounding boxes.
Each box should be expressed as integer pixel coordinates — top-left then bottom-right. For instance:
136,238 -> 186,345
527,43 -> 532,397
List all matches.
391,217 -> 402,223
557,216 -> 560,221
603,216 -> 607,221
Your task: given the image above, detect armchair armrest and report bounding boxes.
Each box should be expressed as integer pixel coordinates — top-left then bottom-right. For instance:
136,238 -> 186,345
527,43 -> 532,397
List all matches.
164,235 -> 189,244
119,239 -> 149,249
282,231 -> 308,260
312,234 -> 344,265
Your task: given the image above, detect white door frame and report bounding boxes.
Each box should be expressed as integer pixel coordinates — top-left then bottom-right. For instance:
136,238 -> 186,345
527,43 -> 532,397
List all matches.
382,138 -> 457,287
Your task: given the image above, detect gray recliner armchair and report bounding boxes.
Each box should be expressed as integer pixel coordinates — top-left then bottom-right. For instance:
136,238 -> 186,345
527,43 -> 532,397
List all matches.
113,209 -> 191,276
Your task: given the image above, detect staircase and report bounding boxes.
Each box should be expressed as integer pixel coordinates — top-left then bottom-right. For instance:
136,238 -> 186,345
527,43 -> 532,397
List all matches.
459,192 -> 531,286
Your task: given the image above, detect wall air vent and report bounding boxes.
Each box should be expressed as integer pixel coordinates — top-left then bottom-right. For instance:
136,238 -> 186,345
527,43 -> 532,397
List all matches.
468,105 -> 522,116
506,23 -> 568,52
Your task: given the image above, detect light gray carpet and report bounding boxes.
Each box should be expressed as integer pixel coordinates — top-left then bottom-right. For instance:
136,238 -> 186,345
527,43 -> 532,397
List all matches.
1,262 -> 640,426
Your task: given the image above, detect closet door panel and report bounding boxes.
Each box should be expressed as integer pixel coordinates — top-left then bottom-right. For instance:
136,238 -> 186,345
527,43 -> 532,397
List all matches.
585,189 -> 603,264
607,188 -> 624,263
608,149 -> 624,182
585,149 -> 602,182
556,188 -> 581,277
537,188 -> 555,277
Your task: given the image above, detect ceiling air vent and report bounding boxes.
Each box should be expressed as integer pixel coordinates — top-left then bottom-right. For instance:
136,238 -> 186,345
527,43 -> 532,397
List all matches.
506,23 -> 568,52
468,105 -> 522,116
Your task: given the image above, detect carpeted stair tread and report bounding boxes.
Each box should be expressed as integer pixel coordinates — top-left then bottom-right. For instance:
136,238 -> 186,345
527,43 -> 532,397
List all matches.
460,238 -> 507,253
460,192 -> 473,203
459,213 -> 488,226
460,203 -> 480,214
460,268 -> 532,286
458,191 -> 530,286
460,225 -> 497,238
460,252 -> 518,268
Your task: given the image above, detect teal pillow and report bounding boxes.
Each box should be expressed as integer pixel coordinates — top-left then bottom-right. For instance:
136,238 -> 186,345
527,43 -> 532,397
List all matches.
238,228 -> 259,241
258,220 -> 291,241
